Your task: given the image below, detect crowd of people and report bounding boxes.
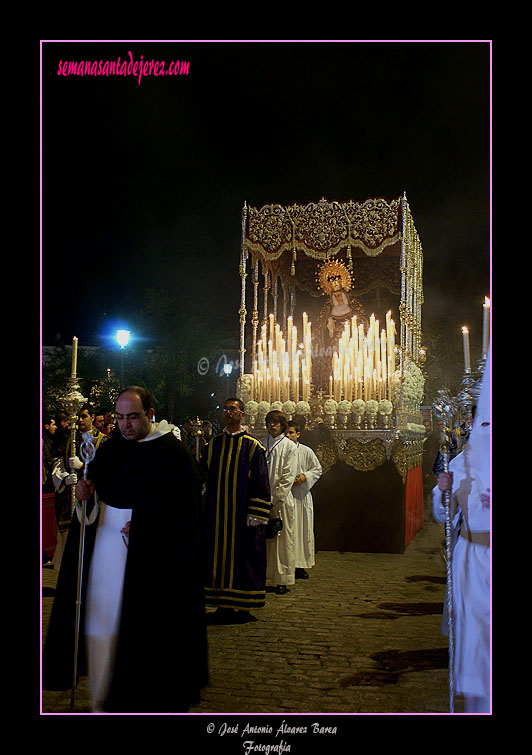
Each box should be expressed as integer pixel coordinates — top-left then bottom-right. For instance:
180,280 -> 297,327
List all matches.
42,361 -> 490,714
41,389 -> 323,712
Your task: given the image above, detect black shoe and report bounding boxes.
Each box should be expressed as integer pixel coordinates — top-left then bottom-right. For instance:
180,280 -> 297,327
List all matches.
275,585 -> 289,595
295,568 -> 309,579
207,608 -> 258,625
233,610 -> 258,623
206,608 -> 236,625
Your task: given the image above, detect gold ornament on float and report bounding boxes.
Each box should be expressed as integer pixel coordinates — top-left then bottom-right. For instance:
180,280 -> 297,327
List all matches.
316,258 -> 353,296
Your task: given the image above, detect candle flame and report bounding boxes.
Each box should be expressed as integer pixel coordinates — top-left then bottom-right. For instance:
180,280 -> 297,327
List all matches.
484,296 -> 490,307
462,326 -> 469,334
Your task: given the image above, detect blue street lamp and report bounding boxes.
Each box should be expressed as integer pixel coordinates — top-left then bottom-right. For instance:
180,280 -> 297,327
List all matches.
116,330 -> 131,388
116,330 -> 131,349
223,363 -> 233,398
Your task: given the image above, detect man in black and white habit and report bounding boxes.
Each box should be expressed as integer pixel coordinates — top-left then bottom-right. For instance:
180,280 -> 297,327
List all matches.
42,386 -> 208,713
286,420 -> 323,579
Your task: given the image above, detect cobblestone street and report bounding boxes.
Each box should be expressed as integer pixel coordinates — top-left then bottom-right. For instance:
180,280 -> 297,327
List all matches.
42,521 -> 465,719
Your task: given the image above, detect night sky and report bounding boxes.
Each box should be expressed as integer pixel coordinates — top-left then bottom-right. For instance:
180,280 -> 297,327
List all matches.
41,40 -> 490,374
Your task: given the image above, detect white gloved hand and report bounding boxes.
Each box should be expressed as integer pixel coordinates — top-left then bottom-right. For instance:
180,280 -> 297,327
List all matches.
247,516 -> 262,527
64,473 -> 78,486
69,456 -> 83,470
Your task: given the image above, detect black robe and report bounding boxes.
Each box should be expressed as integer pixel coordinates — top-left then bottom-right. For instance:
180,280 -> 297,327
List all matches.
201,431 -> 271,610
42,429 -> 208,713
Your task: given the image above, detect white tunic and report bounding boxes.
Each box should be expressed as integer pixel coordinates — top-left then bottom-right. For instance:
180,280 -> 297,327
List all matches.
83,420 -> 177,712
432,441 -> 490,701
291,443 -> 322,569
265,434 -> 298,586
85,501 -> 131,711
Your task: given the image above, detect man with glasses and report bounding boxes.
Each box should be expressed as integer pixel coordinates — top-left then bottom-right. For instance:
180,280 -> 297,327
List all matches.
201,398 -> 271,624
43,386 -> 208,713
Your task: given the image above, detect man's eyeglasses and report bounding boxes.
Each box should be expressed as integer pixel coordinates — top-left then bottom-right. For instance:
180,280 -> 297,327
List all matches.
116,412 -> 147,421
223,407 -> 241,414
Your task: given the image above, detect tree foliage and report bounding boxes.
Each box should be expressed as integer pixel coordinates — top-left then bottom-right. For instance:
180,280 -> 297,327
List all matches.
42,287 -> 235,422
137,287 -> 232,420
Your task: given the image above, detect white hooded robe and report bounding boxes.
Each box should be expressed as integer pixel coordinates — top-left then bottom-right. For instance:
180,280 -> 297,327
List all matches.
291,442 -> 322,569
265,434 -> 298,586
432,350 -> 490,703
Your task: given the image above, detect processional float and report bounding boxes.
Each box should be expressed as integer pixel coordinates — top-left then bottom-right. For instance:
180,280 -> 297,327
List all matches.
236,193 -> 426,490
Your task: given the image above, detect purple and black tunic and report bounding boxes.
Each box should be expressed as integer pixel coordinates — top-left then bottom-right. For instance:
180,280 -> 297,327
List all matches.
202,431 -> 271,610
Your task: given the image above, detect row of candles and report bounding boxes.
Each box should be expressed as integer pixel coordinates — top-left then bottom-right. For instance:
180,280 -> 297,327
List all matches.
330,311 -> 396,402
252,313 -> 312,403
250,311 -> 398,403
461,297 -> 490,371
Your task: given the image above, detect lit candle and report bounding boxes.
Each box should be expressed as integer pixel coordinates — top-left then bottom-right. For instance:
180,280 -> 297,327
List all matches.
482,297 -> 490,357
380,329 -> 387,383
262,325 -> 267,356
266,368 -> 272,403
389,318 -> 395,363
307,322 -> 312,378
462,327 -> 471,372
71,336 -> 78,377
368,314 -> 375,362
291,325 -> 297,383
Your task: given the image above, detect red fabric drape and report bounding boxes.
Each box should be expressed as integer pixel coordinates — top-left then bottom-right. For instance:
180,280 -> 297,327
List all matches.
405,466 -> 424,547
42,492 -> 57,558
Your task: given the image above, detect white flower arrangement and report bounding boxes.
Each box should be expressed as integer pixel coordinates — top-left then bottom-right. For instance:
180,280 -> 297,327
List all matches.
365,399 -> 379,415
237,374 -> 253,403
257,401 -> 271,415
337,400 -> 352,415
406,422 -> 426,434
323,399 -> 338,415
391,371 -> 402,404
295,400 -> 311,416
395,362 -> 425,407
282,400 -> 296,417
378,399 -> 393,416
270,401 -> 283,412
245,400 -> 258,416
352,399 -> 365,415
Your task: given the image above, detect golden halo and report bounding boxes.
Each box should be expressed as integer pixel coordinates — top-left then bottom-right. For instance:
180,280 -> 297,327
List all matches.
316,258 -> 353,295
